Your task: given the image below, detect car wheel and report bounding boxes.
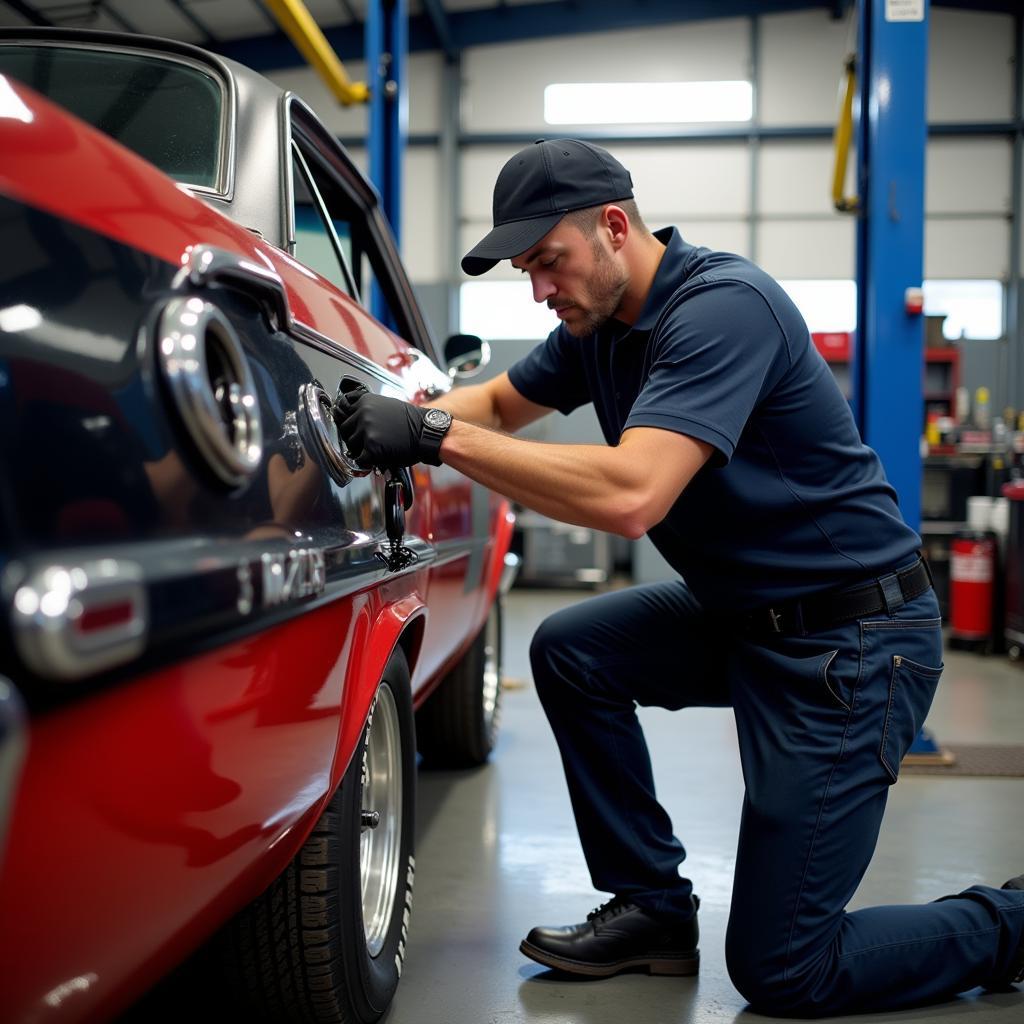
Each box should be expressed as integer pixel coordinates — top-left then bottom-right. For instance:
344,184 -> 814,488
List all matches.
220,648 -> 416,1023
416,599 -> 502,768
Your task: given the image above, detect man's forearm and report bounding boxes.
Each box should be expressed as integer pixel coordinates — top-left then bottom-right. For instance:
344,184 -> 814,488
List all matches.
439,419 -> 650,539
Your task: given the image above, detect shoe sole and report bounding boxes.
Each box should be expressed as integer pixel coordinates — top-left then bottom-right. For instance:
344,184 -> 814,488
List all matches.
519,939 -> 699,978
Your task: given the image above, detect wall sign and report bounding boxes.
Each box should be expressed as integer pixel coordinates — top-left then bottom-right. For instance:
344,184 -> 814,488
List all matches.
886,0 -> 924,21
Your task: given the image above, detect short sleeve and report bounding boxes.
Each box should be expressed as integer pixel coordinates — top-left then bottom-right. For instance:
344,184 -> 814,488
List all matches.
507,325 -> 591,416
624,279 -> 792,464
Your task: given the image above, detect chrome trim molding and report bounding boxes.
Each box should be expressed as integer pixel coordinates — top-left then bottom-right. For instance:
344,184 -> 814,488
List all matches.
0,675 -> 27,868
499,552 -> 521,596
3,532 -> 435,684
7,560 -> 148,681
300,382 -> 369,483
173,244 -> 290,332
157,294 -> 263,486
290,319 -> 406,393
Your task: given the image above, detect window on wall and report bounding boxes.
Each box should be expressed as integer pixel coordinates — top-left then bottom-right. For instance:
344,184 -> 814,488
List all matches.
778,281 -> 857,334
776,280 -> 1004,341
923,280 -> 1003,340
461,281 -> 559,340
460,279 -> 1006,344
544,82 -> 753,125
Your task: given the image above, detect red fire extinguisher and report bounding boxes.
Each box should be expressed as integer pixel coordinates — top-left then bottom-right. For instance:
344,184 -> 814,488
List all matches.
950,531 -> 996,644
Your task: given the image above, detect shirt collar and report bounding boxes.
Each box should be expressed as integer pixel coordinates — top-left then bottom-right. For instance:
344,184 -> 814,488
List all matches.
630,226 -> 693,333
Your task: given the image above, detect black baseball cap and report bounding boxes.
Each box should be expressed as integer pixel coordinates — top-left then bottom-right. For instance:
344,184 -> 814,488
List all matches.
461,139 -> 634,276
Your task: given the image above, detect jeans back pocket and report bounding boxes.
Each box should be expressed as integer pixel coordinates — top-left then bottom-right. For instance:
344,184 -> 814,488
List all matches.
879,654 -> 944,783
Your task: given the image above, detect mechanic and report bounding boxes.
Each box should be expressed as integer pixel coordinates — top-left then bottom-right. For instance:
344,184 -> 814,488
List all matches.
335,139 -> 1024,1016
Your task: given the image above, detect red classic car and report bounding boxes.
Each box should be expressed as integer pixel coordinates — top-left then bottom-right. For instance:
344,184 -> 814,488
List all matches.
0,27 -> 515,1024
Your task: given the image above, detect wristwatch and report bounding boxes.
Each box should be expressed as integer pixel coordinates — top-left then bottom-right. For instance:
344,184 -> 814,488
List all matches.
419,407 -> 453,465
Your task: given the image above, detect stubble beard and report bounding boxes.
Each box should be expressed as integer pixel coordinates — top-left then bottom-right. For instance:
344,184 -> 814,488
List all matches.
560,243 -> 629,338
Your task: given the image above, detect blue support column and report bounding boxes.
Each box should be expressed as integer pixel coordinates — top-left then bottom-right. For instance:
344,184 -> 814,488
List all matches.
855,2 -> 950,769
853,0 -> 929,532
366,0 -> 408,328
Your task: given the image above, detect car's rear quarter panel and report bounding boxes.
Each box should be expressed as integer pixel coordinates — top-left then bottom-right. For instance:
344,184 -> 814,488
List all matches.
0,77 -> 507,1021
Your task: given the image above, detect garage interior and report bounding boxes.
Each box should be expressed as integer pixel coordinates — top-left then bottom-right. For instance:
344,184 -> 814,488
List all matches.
2,1 -> 1023,1022
391,591 -> 1024,1024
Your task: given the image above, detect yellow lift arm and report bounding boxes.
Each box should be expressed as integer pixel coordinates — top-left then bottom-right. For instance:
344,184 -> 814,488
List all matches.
832,54 -> 859,213
263,0 -> 369,106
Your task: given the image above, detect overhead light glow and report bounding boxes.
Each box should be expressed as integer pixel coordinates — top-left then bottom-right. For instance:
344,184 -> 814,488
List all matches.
0,304 -> 42,333
0,75 -> 33,123
544,81 -> 753,125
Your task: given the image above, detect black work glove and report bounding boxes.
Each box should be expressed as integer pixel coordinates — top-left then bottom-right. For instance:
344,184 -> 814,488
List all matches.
335,391 -> 440,469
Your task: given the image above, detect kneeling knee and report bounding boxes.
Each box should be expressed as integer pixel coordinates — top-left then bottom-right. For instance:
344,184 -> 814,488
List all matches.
528,614 -> 577,691
726,949 -> 829,1018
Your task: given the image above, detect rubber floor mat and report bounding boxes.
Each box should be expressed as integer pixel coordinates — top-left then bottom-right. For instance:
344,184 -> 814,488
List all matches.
901,744 -> 1024,777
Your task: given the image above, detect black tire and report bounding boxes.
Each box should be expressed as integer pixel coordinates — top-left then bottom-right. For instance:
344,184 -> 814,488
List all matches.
416,599 -> 503,768
218,648 -> 416,1023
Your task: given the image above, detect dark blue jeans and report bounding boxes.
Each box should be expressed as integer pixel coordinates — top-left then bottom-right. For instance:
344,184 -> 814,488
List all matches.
529,577 -> 1024,1016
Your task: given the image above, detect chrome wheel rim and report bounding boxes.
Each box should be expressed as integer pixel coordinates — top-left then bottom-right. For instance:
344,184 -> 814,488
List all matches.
360,684 -> 403,957
481,604 -> 501,741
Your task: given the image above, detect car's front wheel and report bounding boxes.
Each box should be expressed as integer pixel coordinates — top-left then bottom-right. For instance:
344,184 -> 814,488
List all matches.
220,648 -> 415,1023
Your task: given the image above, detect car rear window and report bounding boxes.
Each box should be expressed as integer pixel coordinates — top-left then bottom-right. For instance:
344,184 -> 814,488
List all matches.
0,44 -> 224,189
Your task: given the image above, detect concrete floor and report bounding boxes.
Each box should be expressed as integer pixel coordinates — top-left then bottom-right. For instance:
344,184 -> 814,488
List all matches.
388,587 -> 1024,1024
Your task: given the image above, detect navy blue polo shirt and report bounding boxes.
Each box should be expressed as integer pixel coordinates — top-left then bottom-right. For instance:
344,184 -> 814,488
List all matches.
507,227 -> 921,612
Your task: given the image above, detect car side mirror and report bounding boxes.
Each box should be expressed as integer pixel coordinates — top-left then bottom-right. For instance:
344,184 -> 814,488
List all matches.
444,333 -> 491,381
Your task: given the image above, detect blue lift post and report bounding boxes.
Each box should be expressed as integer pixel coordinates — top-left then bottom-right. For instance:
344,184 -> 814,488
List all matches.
854,0 -> 948,764
366,0 -> 408,330
854,0 -> 928,529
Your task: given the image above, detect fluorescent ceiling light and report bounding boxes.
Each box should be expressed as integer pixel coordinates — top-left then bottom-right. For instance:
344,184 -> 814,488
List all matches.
545,81 -> 753,125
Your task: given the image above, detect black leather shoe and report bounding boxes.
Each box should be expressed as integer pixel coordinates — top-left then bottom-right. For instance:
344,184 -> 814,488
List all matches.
519,895 -> 699,978
991,875 -> 1024,989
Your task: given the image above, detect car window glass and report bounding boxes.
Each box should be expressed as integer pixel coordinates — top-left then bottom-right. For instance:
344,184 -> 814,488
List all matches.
291,150 -> 356,298
0,44 -> 223,189
299,150 -> 409,339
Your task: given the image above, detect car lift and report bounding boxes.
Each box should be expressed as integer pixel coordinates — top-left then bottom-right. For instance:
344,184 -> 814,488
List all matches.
840,0 -> 950,766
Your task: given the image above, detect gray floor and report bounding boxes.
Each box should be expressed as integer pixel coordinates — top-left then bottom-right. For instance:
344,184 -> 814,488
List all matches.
388,588 -> 1024,1024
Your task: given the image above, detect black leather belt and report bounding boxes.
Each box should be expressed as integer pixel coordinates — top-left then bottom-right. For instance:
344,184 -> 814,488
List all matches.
742,557 -> 933,637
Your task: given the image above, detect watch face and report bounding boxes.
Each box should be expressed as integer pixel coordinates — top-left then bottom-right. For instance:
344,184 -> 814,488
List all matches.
424,408 -> 451,429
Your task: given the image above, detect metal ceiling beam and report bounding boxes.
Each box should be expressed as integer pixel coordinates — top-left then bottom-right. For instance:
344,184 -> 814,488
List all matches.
166,0 -> 216,44
334,118 -> 1024,150
250,0 -> 278,30
337,0 -> 360,23
217,0 -> 1022,71
218,0 -> 820,68
1,0 -> 53,25
432,0 -> 821,49
98,0 -> 137,32
421,0 -> 456,61
935,0 -> 1023,11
